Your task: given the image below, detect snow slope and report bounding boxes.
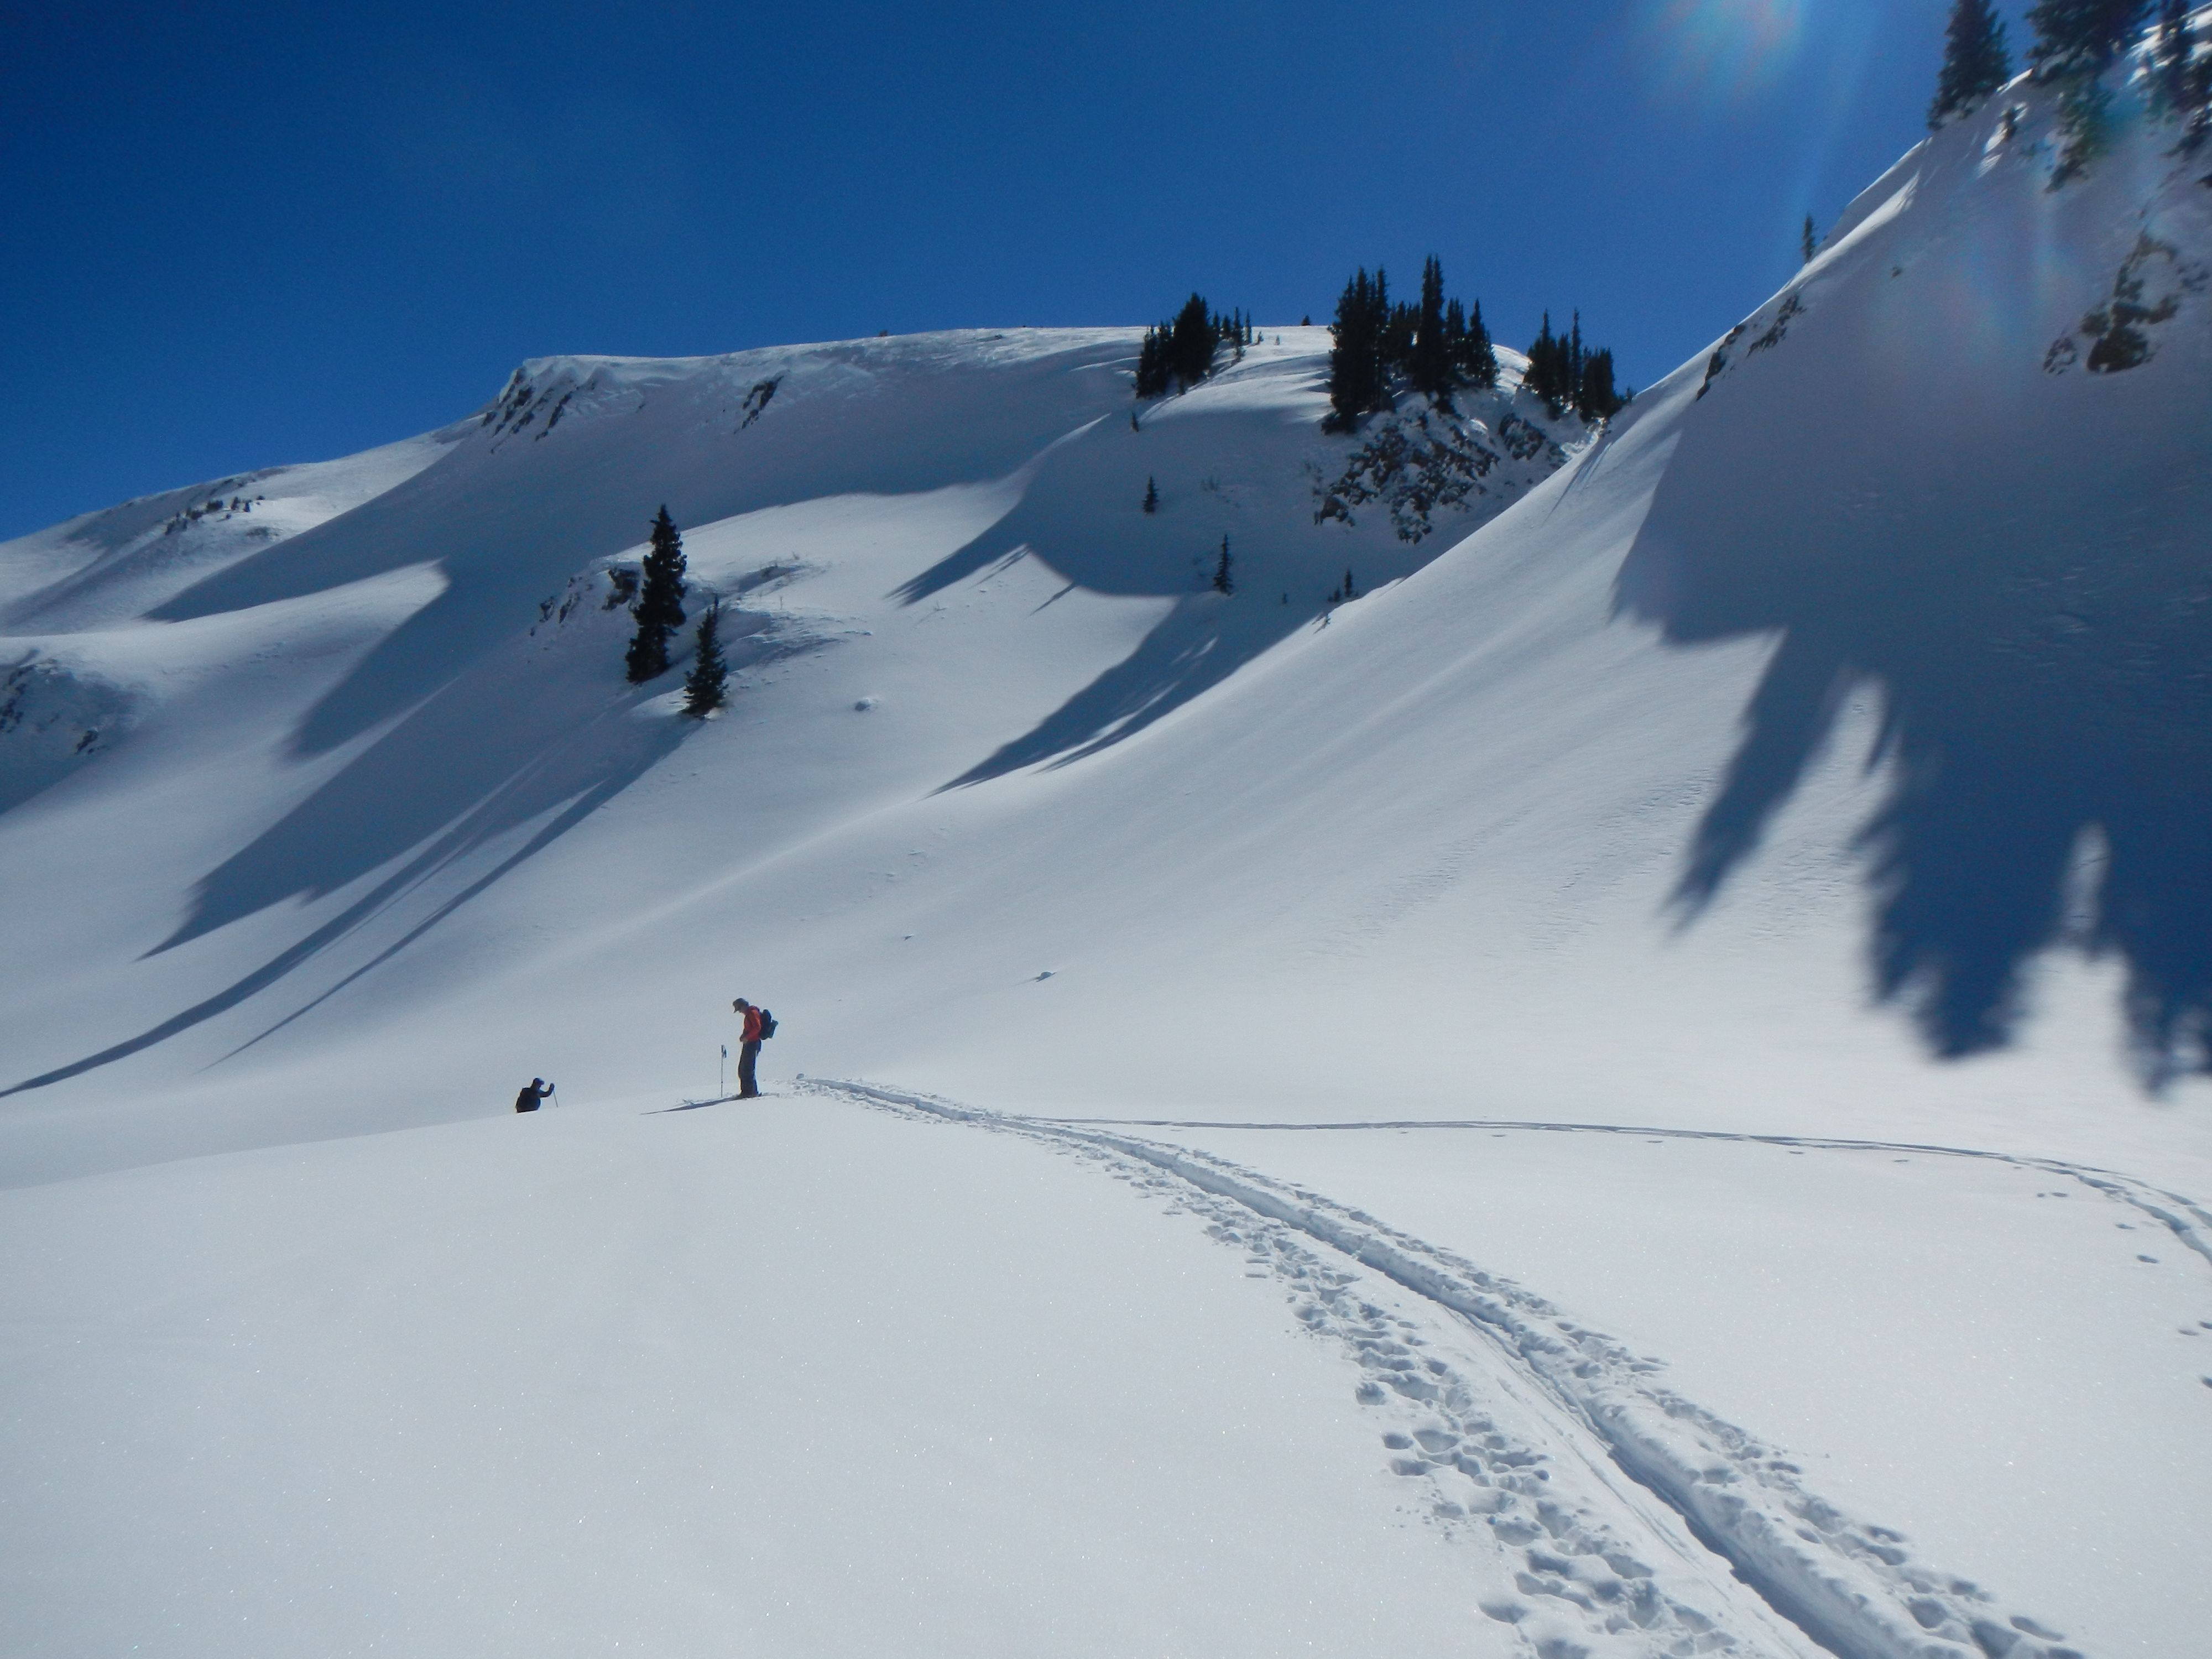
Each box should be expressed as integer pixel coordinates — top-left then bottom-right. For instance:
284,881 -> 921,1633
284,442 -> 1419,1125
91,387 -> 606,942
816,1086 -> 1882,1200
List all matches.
4,50 -> 2211,1659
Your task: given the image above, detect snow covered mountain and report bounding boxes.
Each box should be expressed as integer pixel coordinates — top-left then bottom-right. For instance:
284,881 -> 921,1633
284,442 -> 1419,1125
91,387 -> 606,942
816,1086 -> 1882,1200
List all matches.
4,56 -> 2210,1659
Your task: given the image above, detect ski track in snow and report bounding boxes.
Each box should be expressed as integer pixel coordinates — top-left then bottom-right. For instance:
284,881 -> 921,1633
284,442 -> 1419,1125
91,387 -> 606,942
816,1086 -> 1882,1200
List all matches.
802,1078 -> 2135,1659
1046,1116 -> 2212,1276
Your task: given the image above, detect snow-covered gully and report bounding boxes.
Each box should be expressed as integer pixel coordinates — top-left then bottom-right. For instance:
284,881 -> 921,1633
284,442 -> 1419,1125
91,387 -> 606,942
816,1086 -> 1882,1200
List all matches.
810,1078 -> 2099,1659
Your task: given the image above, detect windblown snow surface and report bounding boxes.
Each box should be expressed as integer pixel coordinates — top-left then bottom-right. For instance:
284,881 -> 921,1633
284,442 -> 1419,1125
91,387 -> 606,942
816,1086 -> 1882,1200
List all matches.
5,62 -> 2212,1659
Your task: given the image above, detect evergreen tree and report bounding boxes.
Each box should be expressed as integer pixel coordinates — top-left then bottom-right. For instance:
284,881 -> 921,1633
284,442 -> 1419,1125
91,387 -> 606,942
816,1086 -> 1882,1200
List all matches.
1802,215 -> 1818,264
1135,326 -> 1168,398
1212,534 -> 1234,596
2155,0 -> 2191,106
1380,293 -> 1417,378
1525,312 -> 1624,421
1167,293 -> 1218,388
1325,268 -> 1390,429
2187,8 -> 2212,143
625,506 -> 688,683
681,601 -> 728,716
2153,0 -> 2210,133
1575,348 -> 1626,422
1453,297 -> 1499,388
1142,475 -> 1159,513
1135,293 -> 1247,397
1524,313 -> 1570,415
1929,0 -> 2015,126
1327,258 -> 1499,422
2027,0 -> 2152,76
1408,255 -> 1454,405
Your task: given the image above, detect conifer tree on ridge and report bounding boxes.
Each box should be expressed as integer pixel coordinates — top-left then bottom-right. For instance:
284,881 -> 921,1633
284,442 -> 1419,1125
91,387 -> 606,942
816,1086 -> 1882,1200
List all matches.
2026,0 -> 2153,77
681,599 -> 728,716
2152,0 -> 2211,135
625,506 -> 689,684
1325,268 -> 1391,429
1929,0 -> 2015,127
1409,255 -> 1454,406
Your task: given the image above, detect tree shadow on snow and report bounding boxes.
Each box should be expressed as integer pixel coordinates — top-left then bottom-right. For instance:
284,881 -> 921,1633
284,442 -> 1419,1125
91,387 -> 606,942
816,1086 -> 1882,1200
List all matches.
891,397 -> 1411,790
0,619 -> 793,1101
937,592 -> 1315,787
1619,293 -> 2212,1086
891,498 -> 1324,788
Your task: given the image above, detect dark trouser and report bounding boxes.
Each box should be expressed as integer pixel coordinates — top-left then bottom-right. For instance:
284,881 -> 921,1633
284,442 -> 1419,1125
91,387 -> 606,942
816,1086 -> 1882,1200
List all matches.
515,1100 -> 538,1113
738,1041 -> 761,1097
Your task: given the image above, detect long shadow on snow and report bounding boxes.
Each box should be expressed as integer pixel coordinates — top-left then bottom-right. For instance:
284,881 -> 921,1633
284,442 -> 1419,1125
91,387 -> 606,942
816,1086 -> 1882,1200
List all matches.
893,385 -> 1417,788
1619,235 -> 2212,1084
0,599 -> 799,1097
938,593 -> 1318,786
896,508 -> 1327,789
0,641 -> 698,1100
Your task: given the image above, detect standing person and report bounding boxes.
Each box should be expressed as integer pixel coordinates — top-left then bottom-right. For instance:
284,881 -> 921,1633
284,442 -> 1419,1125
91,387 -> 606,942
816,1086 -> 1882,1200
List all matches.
731,999 -> 764,1098
514,1077 -> 554,1113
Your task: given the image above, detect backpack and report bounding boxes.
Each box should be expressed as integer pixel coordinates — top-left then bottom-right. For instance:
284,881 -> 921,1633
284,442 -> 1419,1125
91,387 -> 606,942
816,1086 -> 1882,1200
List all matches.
757,1007 -> 778,1040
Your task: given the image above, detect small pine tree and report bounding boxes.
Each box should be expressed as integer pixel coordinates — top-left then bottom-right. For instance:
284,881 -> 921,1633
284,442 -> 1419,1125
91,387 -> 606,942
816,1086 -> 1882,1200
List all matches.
1524,313 -> 1569,415
1930,0 -> 2014,126
2153,0 -> 2210,134
1212,534 -> 1234,596
1802,215 -> 1818,264
1380,294 -> 1417,377
2155,0 -> 2190,106
1342,567 -> 1358,601
2188,14 -> 2212,145
625,506 -> 688,683
1456,297 -> 1499,388
2027,0 -> 2152,77
1575,348 -> 1626,422
1168,293 -> 1218,388
1326,268 -> 1391,429
1142,476 -> 1159,513
1408,255 -> 1454,406
1135,326 -> 1168,398
1136,294 -> 1251,397
682,601 -> 728,716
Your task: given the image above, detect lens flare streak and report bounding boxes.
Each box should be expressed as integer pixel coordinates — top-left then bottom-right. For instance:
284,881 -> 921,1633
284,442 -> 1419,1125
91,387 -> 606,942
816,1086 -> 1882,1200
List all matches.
1643,0 -> 1811,100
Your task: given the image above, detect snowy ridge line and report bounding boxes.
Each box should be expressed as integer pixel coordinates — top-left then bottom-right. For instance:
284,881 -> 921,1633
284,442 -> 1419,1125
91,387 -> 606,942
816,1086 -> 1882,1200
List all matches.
810,1077 -> 2088,1659
1040,1116 -> 2212,1276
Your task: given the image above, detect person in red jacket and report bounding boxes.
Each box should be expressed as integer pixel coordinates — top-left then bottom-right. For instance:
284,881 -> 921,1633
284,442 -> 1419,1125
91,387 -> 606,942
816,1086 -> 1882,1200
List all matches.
731,999 -> 765,1098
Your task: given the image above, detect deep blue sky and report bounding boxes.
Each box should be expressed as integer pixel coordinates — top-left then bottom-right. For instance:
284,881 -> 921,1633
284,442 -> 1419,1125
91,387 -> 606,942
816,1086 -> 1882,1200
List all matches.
3,1 -> 2008,539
